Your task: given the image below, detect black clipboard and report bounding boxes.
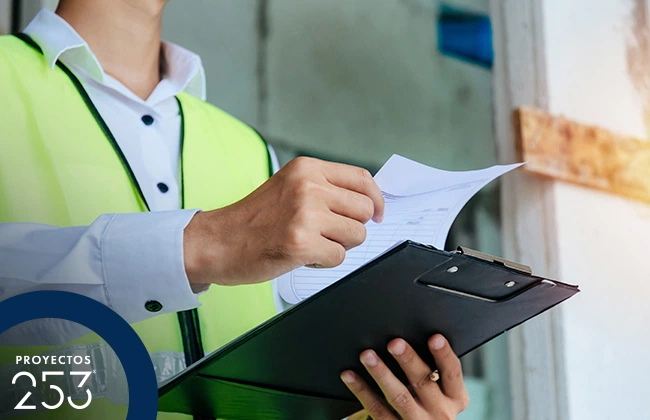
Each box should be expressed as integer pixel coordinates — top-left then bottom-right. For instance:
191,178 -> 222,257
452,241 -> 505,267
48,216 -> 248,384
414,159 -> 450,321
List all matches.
158,241 -> 579,419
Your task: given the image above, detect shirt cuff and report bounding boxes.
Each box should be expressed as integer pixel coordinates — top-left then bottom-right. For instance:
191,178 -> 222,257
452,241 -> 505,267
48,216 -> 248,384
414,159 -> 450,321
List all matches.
101,209 -> 202,324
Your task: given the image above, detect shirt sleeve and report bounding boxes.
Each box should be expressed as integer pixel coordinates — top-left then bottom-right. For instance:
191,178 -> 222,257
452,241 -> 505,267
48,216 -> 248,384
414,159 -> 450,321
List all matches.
266,143 -> 294,313
267,143 -> 281,175
0,210 -> 202,345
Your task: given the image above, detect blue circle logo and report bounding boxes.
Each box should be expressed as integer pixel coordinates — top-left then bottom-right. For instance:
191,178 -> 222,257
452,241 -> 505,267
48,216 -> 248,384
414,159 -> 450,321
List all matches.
0,291 -> 158,419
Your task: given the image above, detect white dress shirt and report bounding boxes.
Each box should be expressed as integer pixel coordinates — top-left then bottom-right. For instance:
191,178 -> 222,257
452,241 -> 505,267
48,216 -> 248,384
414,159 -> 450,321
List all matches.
0,9 -> 283,346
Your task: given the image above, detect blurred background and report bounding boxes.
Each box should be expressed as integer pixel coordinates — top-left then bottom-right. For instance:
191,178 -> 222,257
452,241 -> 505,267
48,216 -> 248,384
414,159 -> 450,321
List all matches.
3,1 -> 650,419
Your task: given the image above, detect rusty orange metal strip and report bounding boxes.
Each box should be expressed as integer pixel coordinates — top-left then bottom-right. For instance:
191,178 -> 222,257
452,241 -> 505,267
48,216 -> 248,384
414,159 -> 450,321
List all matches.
514,106 -> 650,203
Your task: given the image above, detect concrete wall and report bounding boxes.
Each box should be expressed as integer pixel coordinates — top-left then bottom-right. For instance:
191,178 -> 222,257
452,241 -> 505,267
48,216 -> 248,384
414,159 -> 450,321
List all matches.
163,0 -> 496,171
0,0 -> 10,34
3,0 -> 59,33
265,0 -> 495,170
163,0 -> 261,126
541,1 -> 650,418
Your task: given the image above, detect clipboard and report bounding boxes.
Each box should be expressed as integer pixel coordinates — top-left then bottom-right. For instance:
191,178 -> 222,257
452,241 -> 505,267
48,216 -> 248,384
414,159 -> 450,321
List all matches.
158,241 -> 579,419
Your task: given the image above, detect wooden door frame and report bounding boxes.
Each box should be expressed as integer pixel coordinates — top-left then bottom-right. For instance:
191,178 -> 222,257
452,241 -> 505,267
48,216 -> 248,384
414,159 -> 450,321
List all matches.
490,1 -> 569,419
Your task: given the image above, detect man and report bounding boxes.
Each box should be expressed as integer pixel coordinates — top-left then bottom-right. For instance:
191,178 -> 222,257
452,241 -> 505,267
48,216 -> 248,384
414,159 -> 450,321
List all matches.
0,0 -> 469,418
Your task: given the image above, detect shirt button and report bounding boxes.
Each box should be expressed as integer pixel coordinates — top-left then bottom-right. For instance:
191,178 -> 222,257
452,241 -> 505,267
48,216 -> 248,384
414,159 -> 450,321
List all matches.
157,183 -> 169,193
145,300 -> 163,312
141,115 -> 154,126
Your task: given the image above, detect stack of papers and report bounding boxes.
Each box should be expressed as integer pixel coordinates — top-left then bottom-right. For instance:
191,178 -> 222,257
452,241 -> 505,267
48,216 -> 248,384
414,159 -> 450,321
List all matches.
278,155 -> 523,304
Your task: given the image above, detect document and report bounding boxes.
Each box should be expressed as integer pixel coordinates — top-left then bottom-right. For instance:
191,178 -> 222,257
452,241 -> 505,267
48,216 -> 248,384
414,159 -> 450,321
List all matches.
277,155 -> 523,304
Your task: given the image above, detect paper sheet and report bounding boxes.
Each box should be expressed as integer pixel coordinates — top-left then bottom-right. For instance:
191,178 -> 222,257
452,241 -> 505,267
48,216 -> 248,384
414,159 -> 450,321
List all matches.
277,155 -> 523,304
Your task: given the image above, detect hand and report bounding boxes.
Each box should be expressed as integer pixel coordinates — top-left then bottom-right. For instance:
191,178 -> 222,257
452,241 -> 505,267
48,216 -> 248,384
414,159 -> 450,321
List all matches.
341,334 -> 469,420
183,157 -> 385,286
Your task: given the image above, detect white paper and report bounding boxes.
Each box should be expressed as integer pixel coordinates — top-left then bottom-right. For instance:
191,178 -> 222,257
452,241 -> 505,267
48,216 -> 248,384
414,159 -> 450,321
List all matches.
277,155 -> 524,304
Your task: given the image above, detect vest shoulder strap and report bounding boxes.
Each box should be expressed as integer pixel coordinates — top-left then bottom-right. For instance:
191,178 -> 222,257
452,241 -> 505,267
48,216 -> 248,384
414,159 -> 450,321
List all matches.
0,34 -> 48,71
177,91 -> 274,178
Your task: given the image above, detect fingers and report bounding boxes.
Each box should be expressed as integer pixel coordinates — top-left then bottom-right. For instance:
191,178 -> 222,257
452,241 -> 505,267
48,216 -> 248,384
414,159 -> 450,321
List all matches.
307,237 -> 346,268
347,410 -> 371,420
387,338 -> 443,403
328,186 -> 376,224
343,338 -> 469,419
320,213 -> 367,250
429,335 -> 469,407
340,370 -> 398,420
357,350 -> 422,418
321,162 -> 385,223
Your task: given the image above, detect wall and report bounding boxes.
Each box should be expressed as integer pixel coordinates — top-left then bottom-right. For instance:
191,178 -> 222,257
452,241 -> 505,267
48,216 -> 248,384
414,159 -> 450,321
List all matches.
163,0 -> 261,126
265,0 -> 495,170
163,0 -> 495,171
542,1 -> 650,418
0,0 -> 10,34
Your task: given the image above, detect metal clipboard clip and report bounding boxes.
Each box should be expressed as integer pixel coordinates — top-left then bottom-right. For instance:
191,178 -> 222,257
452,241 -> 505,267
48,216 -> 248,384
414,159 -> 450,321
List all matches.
456,246 -> 532,275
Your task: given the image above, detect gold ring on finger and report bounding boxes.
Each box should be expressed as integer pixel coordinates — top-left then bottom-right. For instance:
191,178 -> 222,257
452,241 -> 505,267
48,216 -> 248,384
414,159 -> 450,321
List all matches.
429,370 -> 440,382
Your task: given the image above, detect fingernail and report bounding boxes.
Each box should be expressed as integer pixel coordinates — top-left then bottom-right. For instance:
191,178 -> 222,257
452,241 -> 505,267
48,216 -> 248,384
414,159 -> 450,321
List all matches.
341,371 -> 356,384
378,214 -> 385,223
388,339 -> 406,356
432,335 -> 445,350
361,350 -> 378,367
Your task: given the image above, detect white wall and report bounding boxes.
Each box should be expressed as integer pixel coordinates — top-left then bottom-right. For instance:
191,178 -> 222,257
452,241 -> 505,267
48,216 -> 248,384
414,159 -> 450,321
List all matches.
542,1 -> 650,418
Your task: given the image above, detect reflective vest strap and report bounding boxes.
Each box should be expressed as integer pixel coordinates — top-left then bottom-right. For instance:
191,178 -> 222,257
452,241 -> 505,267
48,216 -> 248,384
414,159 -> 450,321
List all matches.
177,310 -> 204,365
13,33 -> 150,212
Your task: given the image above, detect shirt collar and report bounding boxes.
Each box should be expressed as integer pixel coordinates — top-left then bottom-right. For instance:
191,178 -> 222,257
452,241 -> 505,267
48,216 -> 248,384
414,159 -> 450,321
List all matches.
23,8 -> 207,101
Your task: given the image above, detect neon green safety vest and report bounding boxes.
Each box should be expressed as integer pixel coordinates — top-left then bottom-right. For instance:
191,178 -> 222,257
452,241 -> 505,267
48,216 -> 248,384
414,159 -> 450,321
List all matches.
0,34 -> 277,419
